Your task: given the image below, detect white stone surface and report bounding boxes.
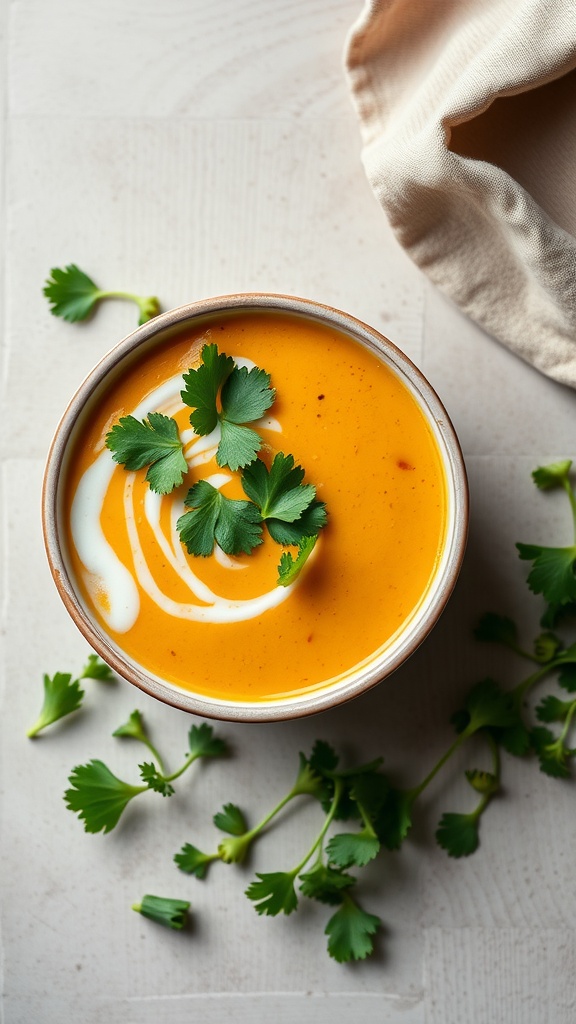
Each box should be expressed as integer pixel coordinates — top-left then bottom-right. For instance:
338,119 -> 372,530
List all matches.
1,2 -> 575,1022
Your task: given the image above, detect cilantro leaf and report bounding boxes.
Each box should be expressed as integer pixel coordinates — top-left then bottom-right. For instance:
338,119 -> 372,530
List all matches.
531,726 -> 572,778
27,672 -> 84,737
213,803 -> 248,835
188,722 -> 228,759
532,460 -> 573,490
277,536 -> 318,587
436,812 -> 480,857
242,453 -> 316,522
44,263 -> 160,325
326,829 -> 380,868
181,345 -> 275,471
79,653 -> 115,682
457,679 -> 517,734
132,895 -> 190,930
174,843 -> 217,879
516,543 -> 576,608
139,762 -> 175,797
298,863 -> 355,905
43,264 -> 102,322
291,752 -> 327,801
64,760 -> 145,833
242,453 -> 328,547
112,709 -> 149,744
106,412 -> 188,495
491,719 -> 532,757
474,613 -> 519,649
177,480 -> 263,557
181,345 -> 235,434
267,501 -> 328,545
309,740 -> 339,774
535,695 -> 573,723
374,788 -> 413,850
558,663 -> 576,693
245,872 -> 298,916
325,896 -> 380,963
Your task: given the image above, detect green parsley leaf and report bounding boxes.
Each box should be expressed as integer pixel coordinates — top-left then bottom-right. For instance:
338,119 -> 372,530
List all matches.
326,829 -> 380,869
436,812 -> 480,858
266,502 -> 328,545
27,672 -> 84,737
309,740 -> 340,775
132,895 -> 190,930
493,719 -> 532,757
174,843 -> 217,879
532,460 -> 573,490
177,480 -> 263,557
277,536 -> 318,587
79,653 -> 116,682
298,863 -> 355,905
291,752 -> 327,801
187,722 -> 228,759
64,760 -> 145,833
181,345 -> 275,471
44,263 -> 160,325
213,803 -> 248,835
106,412 -> 188,495
325,896 -> 380,963
139,762 -> 175,797
245,872 -> 298,916
516,543 -> 576,608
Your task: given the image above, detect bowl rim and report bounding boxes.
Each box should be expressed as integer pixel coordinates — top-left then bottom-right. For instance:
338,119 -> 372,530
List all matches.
42,292 -> 469,722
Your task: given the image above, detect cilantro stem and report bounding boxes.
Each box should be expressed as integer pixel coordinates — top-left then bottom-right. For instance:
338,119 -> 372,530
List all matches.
561,475 -> 576,542
513,658 -> 568,701
557,697 -> 576,749
293,778 -> 344,876
160,749 -> 206,784
228,786 -> 304,848
94,289 -> 154,319
407,731 -> 469,803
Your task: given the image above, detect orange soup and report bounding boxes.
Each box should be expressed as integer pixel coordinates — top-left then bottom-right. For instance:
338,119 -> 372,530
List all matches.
63,310 -> 447,702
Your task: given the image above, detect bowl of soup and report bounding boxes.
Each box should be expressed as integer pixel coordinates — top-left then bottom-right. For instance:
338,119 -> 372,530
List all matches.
42,293 -> 468,721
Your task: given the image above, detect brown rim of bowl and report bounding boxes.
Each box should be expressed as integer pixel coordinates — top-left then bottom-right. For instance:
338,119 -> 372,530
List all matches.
42,292 -> 469,722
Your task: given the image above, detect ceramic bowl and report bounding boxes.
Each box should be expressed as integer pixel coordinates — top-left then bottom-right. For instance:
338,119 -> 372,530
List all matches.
42,293 -> 468,721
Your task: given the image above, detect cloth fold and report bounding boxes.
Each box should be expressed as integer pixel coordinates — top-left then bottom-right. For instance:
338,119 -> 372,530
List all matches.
345,0 -> 576,388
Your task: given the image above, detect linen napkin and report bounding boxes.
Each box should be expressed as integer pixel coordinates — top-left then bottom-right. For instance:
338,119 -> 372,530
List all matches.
345,0 -> 576,388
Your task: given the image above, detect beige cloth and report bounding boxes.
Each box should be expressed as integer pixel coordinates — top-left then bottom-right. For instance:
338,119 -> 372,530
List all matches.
345,0 -> 576,388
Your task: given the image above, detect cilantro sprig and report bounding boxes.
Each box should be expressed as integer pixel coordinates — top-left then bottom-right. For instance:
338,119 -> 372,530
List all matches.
27,653 -> 115,737
181,344 -> 275,471
64,718 -> 228,834
103,344 -> 328,585
44,264 -> 160,325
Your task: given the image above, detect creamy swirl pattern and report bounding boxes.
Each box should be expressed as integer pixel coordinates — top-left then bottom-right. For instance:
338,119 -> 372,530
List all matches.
70,361 -> 289,634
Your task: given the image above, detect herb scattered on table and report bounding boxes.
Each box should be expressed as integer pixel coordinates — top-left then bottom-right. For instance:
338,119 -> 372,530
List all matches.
44,263 -> 161,326
132,895 -> 190,930
33,460 -> 576,961
27,653 -> 115,737
64,718 -> 228,833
